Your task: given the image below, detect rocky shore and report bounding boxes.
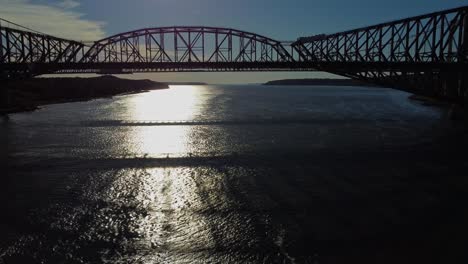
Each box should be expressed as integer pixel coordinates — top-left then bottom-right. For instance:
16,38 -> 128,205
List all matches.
1,76 -> 169,114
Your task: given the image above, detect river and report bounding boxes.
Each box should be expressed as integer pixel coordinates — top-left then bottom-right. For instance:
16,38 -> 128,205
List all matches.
2,85 -> 468,263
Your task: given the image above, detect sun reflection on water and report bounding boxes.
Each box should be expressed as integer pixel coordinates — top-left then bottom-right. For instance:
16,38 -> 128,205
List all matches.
118,86 -> 222,261
127,85 -> 203,157
130,85 -> 201,121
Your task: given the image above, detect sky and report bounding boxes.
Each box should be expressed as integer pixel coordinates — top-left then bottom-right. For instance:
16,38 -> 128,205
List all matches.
1,0 -> 467,83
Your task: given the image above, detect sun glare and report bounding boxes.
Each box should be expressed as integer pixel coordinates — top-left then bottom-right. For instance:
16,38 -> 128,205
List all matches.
129,85 -> 200,121
126,85 -> 202,157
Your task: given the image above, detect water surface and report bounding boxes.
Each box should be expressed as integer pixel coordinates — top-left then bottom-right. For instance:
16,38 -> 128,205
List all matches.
2,85 -> 468,263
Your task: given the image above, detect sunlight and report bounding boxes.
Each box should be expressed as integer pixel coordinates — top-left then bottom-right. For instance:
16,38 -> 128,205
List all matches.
127,85 -> 202,157
129,85 -> 200,121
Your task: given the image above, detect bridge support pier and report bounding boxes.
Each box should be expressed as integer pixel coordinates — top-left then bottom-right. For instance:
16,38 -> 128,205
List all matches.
0,72 -> 12,111
463,11 -> 468,56
462,12 -> 468,104
434,13 -> 468,105
0,84 -> 10,111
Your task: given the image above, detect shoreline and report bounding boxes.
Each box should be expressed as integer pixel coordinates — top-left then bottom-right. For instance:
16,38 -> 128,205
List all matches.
264,78 -> 381,87
3,90 -> 152,115
1,76 -> 168,115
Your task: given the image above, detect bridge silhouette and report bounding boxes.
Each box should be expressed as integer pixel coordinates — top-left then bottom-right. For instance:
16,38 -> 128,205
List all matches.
1,6 -> 468,101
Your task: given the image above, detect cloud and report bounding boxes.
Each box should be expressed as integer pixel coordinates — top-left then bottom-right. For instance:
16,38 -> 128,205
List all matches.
0,0 -> 106,41
57,0 -> 80,9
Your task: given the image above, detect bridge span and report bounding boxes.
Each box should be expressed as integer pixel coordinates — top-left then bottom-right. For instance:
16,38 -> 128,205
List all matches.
1,6 -> 468,102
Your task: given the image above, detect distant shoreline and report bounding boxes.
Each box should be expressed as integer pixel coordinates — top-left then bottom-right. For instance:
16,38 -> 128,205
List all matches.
264,78 -> 381,87
1,76 -> 169,114
164,82 -> 207,85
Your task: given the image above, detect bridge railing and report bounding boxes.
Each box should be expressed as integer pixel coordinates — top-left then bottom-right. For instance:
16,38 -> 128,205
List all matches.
293,6 -> 468,64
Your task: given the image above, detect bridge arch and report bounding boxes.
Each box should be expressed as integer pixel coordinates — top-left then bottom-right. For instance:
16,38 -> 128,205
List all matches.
80,26 -> 294,64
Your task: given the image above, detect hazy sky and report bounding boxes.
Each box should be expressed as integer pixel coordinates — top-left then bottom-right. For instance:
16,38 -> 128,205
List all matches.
1,0 -> 466,83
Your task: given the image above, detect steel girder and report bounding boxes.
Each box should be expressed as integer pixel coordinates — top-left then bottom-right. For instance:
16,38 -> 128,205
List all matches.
293,6 -> 468,101
1,6 -> 468,101
293,6 -> 468,64
80,27 -> 294,64
0,27 -> 85,65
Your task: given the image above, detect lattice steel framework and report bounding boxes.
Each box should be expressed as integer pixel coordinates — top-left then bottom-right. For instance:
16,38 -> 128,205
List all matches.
292,6 -> 468,100
82,26 -> 294,64
1,6 -> 468,101
0,26 -> 305,75
0,27 -> 85,68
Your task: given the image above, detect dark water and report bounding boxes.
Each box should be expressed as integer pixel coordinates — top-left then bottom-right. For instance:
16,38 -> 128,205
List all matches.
2,85 -> 468,263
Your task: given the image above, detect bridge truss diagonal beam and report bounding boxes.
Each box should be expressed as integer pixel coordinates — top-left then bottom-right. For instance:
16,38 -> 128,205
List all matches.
1,7 -> 468,102
78,26 -> 295,64
293,5 -> 468,101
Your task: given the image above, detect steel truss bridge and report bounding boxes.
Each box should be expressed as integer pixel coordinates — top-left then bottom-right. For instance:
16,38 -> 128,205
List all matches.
1,6 -> 468,101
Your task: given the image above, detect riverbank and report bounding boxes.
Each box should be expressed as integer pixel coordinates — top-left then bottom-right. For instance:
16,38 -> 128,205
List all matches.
264,78 -> 381,87
164,82 -> 207,85
1,76 -> 169,114
265,79 -> 468,121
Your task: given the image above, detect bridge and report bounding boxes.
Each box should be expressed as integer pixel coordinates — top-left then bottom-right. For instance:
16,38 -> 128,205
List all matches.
1,6 -> 468,102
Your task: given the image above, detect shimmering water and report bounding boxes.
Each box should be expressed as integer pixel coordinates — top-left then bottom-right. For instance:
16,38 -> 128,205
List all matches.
2,85 -> 468,263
